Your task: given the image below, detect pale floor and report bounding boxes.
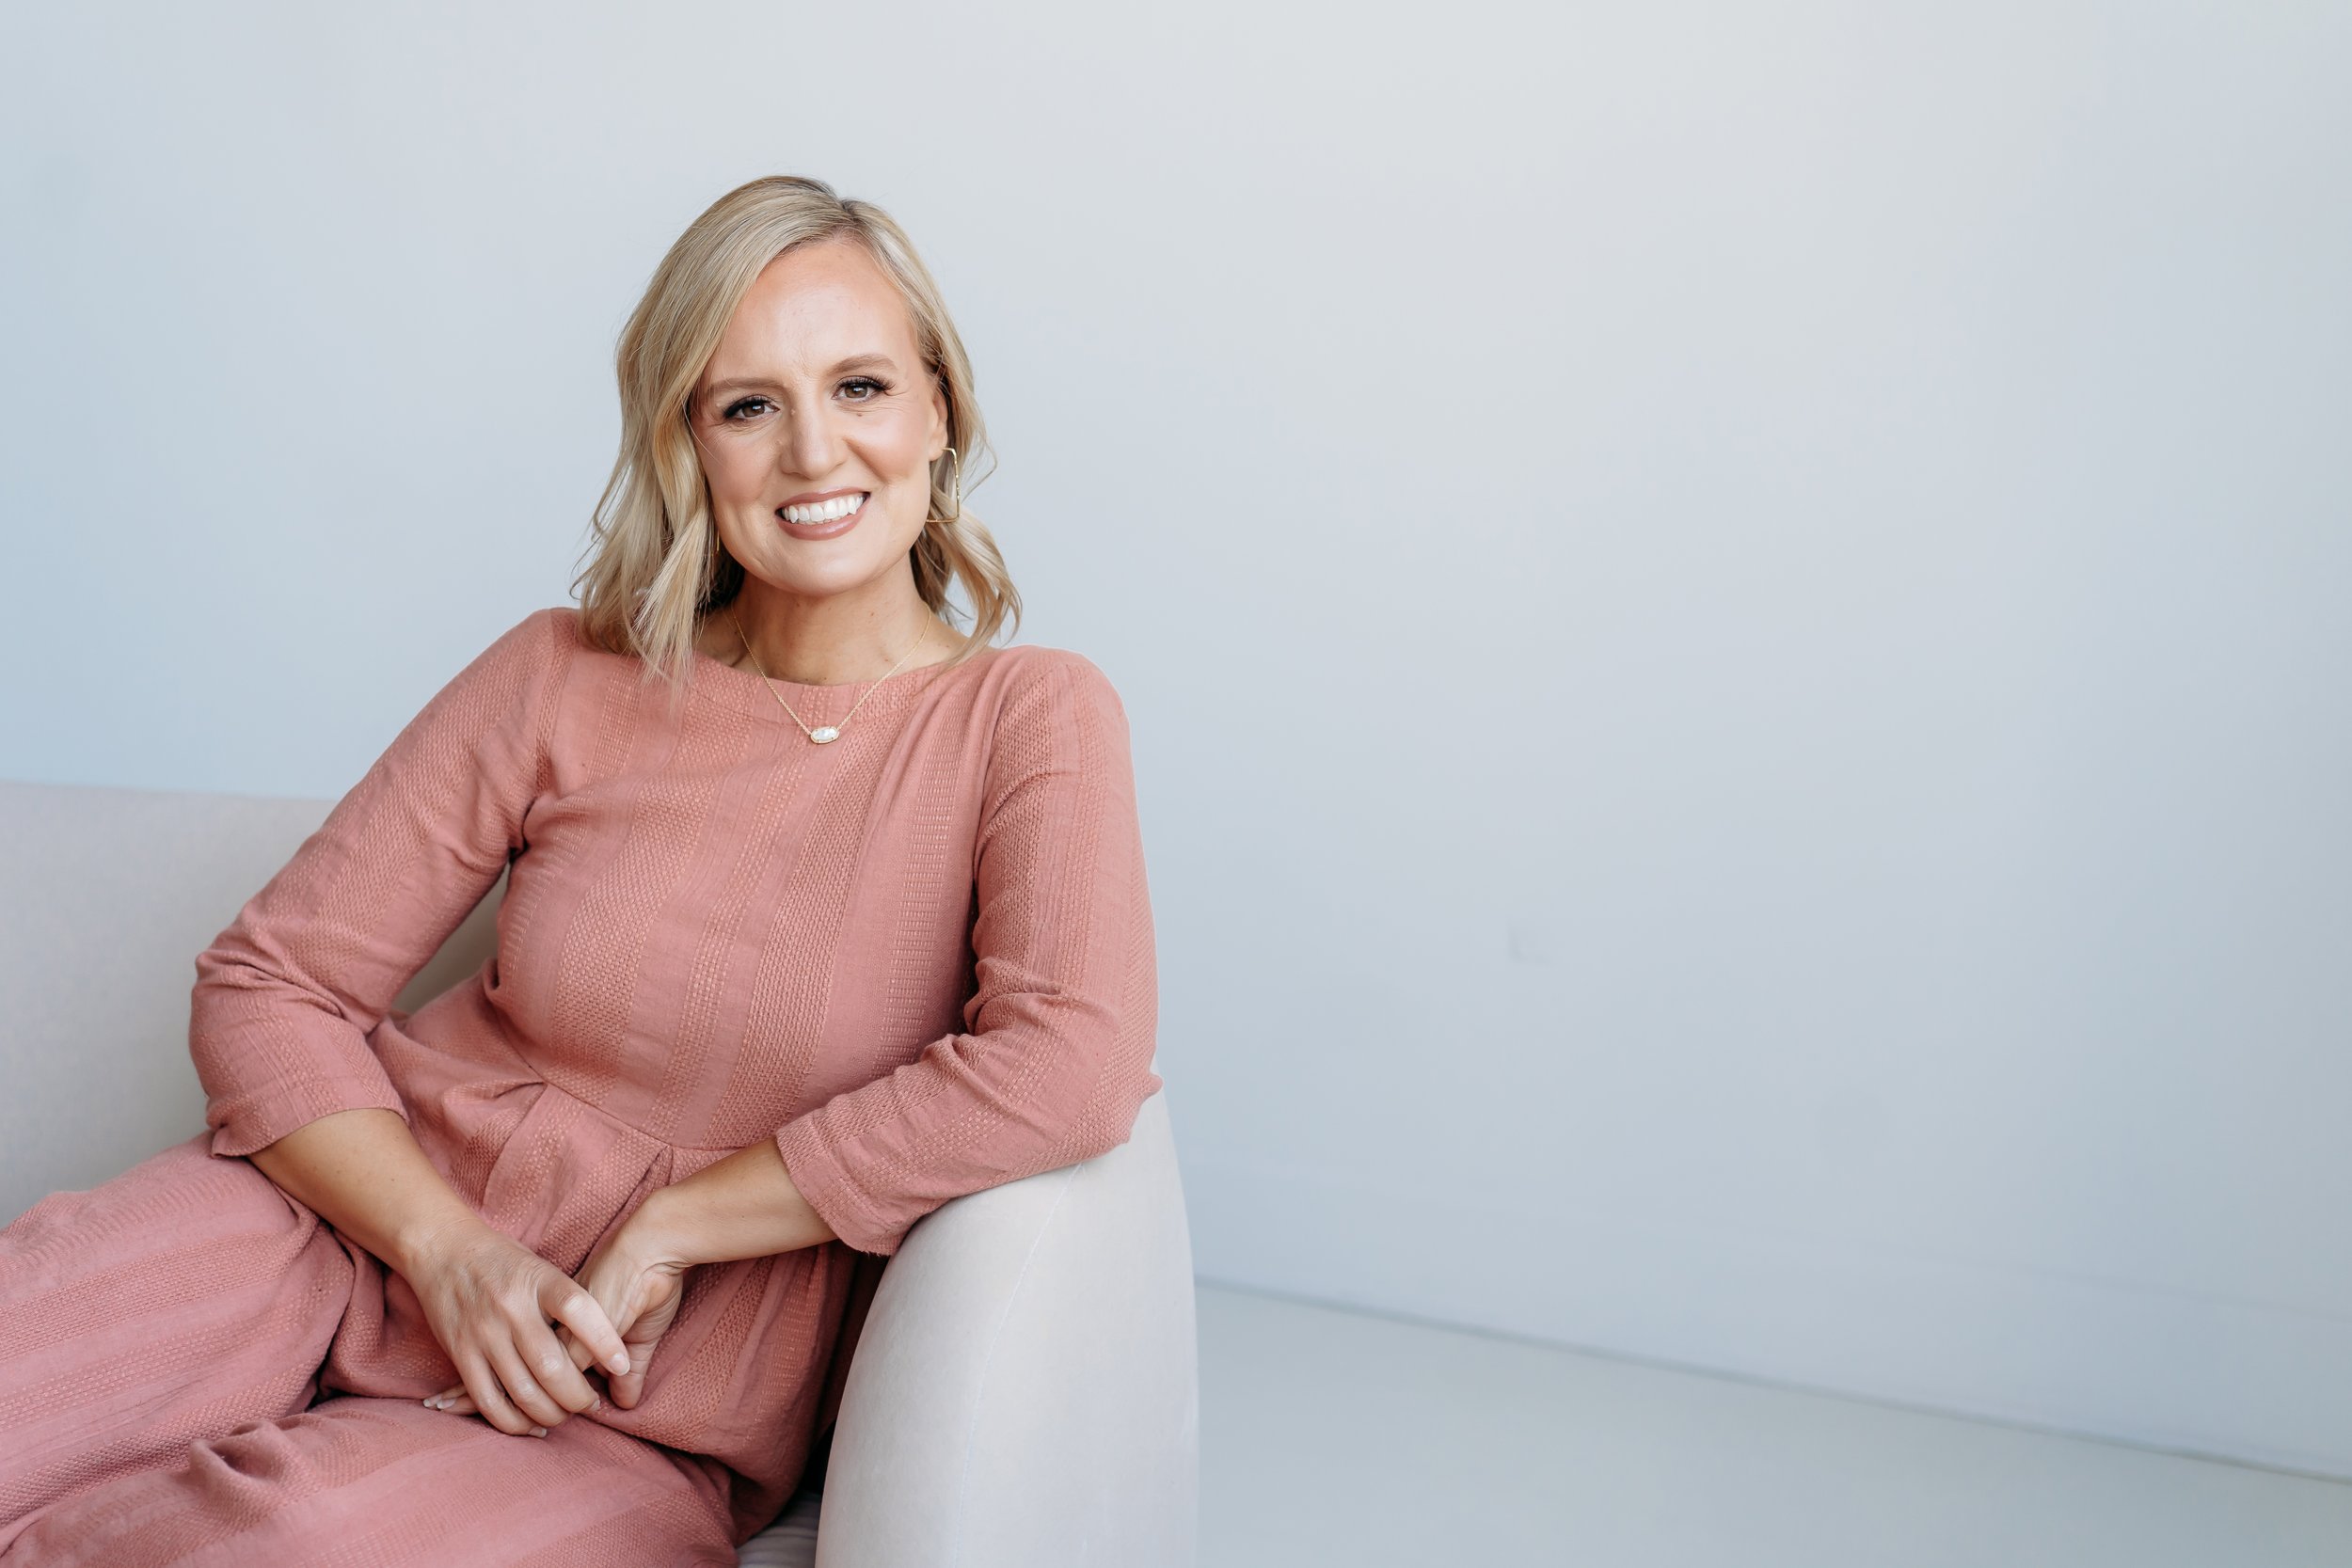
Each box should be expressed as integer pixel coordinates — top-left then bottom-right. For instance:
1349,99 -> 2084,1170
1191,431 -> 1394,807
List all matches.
1196,1282 -> 2352,1567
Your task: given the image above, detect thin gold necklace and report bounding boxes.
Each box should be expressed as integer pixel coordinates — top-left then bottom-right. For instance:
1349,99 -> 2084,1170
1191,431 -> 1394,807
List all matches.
725,607 -> 930,744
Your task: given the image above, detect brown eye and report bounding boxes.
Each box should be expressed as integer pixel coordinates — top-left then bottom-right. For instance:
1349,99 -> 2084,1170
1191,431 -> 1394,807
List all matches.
841,377 -> 889,402
723,397 -> 773,420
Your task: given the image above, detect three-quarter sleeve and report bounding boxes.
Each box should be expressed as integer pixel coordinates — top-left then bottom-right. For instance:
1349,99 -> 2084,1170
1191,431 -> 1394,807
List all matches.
773,651 -> 1165,1257
189,607 -> 570,1160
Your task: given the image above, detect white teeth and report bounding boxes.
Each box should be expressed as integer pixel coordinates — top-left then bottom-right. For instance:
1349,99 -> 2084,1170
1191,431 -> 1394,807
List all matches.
780,492 -> 866,525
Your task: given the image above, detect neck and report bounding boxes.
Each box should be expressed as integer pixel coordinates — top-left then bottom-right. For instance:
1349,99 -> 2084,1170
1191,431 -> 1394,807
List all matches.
717,584 -> 945,687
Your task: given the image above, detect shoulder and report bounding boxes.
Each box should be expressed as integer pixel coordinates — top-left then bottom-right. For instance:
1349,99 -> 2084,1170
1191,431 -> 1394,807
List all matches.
989,643 -> 1125,705
524,604 -> 584,657
485,605 -> 586,677
971,645 -> 1136,791
429,606 -> 580,718
465,604 -> 568,655
983,644 -> 1131,735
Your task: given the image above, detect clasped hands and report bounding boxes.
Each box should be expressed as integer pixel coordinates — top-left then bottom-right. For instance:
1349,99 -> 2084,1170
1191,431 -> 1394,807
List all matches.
404,1206 -> 689,1438
399,1135 -> 834,1436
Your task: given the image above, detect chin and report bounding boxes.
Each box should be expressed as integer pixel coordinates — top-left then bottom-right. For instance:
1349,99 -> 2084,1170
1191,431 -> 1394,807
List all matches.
746,547 -> 904,597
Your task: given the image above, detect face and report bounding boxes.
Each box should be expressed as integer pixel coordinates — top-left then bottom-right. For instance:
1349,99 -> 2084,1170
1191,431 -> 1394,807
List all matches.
690,236 -> 949,605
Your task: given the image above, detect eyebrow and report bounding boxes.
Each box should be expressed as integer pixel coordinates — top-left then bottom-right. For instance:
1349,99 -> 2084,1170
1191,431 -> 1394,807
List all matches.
702,355 -> 902,397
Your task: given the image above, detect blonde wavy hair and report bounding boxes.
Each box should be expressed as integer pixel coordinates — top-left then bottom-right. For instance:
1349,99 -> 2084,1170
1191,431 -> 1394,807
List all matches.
571,175 -> 1018,703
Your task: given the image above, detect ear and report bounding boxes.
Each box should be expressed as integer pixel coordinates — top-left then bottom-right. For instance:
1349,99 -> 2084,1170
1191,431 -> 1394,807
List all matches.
928,375 -> 950,463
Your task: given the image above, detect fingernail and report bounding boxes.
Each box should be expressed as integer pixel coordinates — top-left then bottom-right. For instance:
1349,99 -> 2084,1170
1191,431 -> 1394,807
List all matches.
529,1425 -> 548,1438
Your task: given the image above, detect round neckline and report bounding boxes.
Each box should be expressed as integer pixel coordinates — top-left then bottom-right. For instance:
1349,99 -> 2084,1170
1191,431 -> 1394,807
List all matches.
684,634 -> 1000,721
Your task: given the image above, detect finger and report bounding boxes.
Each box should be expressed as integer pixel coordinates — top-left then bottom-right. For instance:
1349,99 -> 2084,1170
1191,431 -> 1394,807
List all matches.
511,1309 -> 604,1418
421,1381 -> 471,1413
554,1326 -> 612,1404
485,1336 -> 569,1431
564,1320 -> 616,1370
554,1323 -> 597,1374
545,1280 -> 632,1377
609,1330 -> 665,1410
456,1349 -> 538,1437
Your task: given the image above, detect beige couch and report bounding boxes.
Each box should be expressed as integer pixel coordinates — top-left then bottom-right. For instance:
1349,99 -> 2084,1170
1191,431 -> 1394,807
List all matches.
0,778 -> 1200,1567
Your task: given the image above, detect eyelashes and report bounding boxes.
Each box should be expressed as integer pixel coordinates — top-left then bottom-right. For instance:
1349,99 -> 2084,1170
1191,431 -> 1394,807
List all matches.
720,377 -> 892,421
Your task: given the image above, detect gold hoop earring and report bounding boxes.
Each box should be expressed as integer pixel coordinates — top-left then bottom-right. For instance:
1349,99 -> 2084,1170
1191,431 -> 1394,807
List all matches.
928,446 -> 961,525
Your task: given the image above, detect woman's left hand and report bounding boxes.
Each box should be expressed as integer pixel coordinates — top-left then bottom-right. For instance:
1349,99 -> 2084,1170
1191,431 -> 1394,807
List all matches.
422,1213 -> 691,1418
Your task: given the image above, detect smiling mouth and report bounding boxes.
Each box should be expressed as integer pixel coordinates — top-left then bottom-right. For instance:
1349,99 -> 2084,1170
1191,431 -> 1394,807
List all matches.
778,491 -> 868,525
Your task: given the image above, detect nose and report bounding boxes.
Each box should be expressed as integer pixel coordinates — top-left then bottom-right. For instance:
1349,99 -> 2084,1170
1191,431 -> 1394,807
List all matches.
780,388 -> 844,483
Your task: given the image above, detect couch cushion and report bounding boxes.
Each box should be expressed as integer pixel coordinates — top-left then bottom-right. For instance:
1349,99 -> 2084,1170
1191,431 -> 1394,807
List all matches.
737,1485 -> 821,1567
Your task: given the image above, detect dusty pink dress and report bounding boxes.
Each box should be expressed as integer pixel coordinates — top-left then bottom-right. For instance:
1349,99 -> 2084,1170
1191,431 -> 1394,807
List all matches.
0,606 -> 1163,1564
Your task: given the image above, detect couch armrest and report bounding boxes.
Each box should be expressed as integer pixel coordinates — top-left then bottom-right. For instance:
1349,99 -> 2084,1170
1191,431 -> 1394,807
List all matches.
812,1085 -> 1198,1568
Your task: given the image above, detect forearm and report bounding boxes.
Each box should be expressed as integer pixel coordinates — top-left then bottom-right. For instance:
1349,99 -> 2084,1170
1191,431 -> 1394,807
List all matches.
243,1107 -> 489,1276
634,1136 -> 836,1268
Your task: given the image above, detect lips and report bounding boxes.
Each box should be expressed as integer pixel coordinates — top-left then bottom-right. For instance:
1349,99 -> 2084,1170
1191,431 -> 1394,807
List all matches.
777,485 -> 867,508
774,490 -> 869,540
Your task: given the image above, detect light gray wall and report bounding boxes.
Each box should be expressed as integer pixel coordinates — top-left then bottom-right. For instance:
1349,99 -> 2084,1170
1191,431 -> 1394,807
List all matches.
5,2 -> 2346,1477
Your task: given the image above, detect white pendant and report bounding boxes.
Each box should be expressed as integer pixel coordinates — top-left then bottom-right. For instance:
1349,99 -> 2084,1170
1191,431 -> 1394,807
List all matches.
809,725 -> 841,744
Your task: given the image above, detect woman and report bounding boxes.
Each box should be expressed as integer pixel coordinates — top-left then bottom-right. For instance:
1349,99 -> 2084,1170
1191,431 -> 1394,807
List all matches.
0,174 -> 1162,1564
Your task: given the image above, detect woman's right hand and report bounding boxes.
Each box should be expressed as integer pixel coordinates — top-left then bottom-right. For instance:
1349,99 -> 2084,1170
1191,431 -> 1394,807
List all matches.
398,1217 -> 634,1436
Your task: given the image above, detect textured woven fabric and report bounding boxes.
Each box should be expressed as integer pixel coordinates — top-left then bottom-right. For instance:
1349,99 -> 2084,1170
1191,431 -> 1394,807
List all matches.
0,606 -> 1162,1563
